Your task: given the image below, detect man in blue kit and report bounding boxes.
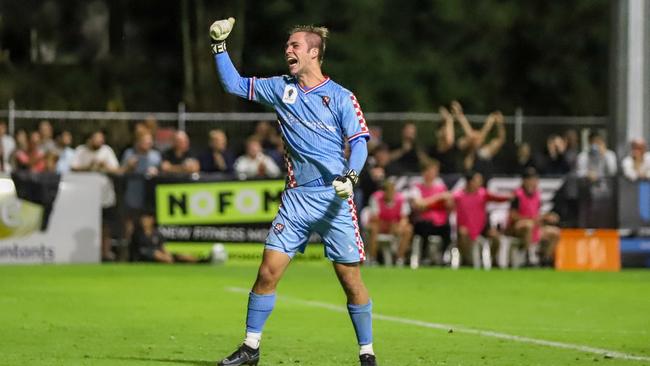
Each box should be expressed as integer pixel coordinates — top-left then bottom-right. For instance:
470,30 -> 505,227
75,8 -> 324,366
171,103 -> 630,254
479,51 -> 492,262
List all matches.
210,18 -> 377,366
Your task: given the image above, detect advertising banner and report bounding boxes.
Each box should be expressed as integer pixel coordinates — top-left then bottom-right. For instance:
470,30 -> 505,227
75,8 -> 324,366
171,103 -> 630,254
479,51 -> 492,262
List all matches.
155,180 -> 285,242
618,178 -> 650,233
0,174 -> 102,264
555,229 -> 620,271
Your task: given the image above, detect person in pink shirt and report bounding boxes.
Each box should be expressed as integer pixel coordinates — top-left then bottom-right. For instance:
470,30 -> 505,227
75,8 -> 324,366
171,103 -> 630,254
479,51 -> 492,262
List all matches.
410,160 -> 453,263
14,131 -> 47,173
508,168 -> 560,266
367,180 -> 413,266
453,171 -> 511,266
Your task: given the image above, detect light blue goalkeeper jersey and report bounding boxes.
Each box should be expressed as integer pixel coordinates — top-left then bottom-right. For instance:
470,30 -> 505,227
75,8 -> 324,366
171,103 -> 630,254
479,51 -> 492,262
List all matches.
215,52 -> 370,187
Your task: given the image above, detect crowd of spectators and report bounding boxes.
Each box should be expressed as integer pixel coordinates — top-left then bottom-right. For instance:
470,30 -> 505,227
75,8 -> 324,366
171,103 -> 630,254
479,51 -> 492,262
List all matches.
1,102 -> 649,265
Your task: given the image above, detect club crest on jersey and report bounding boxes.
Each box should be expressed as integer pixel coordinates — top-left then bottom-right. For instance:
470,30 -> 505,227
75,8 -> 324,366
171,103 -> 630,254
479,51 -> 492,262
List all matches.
273,222 -> 285,234
282,85 -> 298,104
321,96 -> 330,107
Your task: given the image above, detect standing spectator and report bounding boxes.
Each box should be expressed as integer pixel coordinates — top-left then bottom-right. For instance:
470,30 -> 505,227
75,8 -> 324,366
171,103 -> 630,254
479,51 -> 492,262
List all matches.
251,121 -> 284,167
410,160 -> 454,263
453,171 -> 511,266
143,115 -> 175,151
576,132 -> 617,181
71,130 -> 121,261
198,129 -> 236,173
358,144 -> 395,207
121,131 -> 162,242
0,121 -> 16,173
14,131 -> 46,173
49,130 -> 75,174
563,129 -> 580,170
429,106 -> 460,174
366,180 -> 413,266
536,134 -> 570,175
452,101 -> 506,179
38,120 -> 56,154
11,129 -> 28,171
234,137 -> 281,179
513,142 -> 536,175
622,139 -> 650,181
508,168 -> 560,266
161,131 -> 200,174
389,122 -> 428,174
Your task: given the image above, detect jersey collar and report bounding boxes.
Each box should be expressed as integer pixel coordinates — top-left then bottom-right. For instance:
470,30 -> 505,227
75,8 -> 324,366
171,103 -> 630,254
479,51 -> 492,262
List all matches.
297,77 -> 331,94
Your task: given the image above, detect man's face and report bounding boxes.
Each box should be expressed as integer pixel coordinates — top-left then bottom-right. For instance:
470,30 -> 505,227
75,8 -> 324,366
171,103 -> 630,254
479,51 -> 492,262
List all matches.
90,132 -> 104,150
59,131 -> 72,147
137,134 -> 153,152
402,124 -> 416,140
285,32 -> 318,76
375,149 -> 390,167
174,132 -> 190,152
523,177 -> 538,193
467,173 -> 483,191
423,165 -> 439,181
247,141 -> 262,157
210,131 -> 227,151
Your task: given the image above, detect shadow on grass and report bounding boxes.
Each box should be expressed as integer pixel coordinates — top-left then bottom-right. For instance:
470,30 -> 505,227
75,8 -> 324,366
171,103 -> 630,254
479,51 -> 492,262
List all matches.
99,356 -> 214,365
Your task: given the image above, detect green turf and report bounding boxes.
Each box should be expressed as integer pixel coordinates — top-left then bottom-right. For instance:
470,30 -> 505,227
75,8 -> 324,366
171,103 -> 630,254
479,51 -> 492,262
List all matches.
0,262 -> 649,365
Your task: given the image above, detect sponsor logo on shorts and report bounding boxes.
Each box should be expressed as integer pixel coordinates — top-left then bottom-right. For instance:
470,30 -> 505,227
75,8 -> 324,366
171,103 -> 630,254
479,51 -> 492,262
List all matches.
273,222 -> 285,234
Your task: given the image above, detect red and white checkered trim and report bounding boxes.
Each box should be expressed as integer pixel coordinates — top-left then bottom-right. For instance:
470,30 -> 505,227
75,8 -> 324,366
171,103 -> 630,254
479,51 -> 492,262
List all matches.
348,197 -> 366,262
349,94 -> 369,142
248,77 -> 255,100
283,150 -> 297,189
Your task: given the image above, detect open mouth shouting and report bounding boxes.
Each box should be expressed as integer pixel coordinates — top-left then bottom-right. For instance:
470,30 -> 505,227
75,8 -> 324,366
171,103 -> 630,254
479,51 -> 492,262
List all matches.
287,56 -> 298,72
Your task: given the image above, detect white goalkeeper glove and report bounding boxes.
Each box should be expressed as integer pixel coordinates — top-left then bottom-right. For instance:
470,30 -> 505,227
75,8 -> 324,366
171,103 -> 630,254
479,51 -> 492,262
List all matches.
332,169 -> 359,200
210,17 -> 236,54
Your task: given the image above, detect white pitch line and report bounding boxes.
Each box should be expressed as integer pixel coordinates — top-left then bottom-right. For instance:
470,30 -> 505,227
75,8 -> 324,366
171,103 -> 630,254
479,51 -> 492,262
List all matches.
226,286 -> 650,362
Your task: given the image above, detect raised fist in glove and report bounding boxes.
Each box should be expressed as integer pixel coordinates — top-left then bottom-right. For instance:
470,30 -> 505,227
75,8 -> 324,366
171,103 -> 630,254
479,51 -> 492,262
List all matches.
210,17 -> 235,54
332,169 -> 359,200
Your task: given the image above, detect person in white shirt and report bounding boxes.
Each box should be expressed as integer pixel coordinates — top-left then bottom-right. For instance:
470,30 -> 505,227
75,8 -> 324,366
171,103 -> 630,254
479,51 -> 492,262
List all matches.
234,137 -> 281,179
576,132 -> 617,181
0,121 -> 16,173
622,139 -> 650,181
71,130 -> 121,261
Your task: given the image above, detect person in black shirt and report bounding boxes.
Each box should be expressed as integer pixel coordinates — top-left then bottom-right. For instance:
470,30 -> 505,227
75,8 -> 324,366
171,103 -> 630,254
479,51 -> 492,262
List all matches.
161,131 -> 200,174
388,122 -> 428,174
429,106 -> 460,174
131,214 -> 201,263
198,129 -> 236,173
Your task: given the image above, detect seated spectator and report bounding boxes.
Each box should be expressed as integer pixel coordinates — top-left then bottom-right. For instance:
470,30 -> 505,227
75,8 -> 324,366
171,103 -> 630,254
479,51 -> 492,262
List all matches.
161,131 -> 200,174
234,137 -> 281,179
452,101 -> 506,179
14,131 -> 46,173
71,130 -> 121,261
429,106 -> 460,174
453,171 -> 511,267
366,180 -> 413,266
576,132 -> 617,181
622,139 -> 650,181
536,134 -> 570,175
358,143 -> 396,207
38,120 -> 56,154
507,168 -> 560,266
48,130 -> 75,174
199,129 -> 235,173
131,213 -> 203,263
0,121 -> 16,173
388,121 -> 428,174
410,160 -> 454,264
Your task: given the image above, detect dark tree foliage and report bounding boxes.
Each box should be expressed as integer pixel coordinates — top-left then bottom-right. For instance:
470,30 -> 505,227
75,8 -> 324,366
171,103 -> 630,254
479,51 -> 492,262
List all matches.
0,0 -> 609,114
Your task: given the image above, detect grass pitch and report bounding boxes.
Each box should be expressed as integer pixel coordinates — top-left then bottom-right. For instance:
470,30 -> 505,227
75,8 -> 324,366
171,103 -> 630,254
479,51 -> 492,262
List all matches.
1,256 -> 649,365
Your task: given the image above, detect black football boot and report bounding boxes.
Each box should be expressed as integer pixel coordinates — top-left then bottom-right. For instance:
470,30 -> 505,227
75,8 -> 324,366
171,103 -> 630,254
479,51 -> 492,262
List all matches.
217,344 -> 260,366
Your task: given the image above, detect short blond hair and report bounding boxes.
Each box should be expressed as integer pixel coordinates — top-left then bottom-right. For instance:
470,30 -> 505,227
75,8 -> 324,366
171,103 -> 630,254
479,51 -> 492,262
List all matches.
289,25 -> 329,63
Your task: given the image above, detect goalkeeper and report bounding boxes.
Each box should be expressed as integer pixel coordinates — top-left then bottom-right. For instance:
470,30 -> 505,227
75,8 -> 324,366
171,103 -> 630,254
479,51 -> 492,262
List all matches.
210,18 -> 376,366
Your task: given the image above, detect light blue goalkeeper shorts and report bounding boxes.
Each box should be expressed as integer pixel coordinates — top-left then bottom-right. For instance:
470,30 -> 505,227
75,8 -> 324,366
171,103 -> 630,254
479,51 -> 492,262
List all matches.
265,185 -> 365,263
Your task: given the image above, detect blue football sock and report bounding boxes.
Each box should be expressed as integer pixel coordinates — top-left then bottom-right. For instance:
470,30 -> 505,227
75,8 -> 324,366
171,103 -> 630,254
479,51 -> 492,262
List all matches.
246,292 -> 276,333
347,301 -> 373,345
